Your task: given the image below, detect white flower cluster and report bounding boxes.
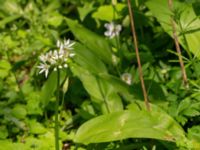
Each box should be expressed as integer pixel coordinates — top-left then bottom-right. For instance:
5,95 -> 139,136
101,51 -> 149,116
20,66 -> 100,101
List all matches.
121,73 -> 132,85
37,39 -> 75,78
104,22 -> 122,39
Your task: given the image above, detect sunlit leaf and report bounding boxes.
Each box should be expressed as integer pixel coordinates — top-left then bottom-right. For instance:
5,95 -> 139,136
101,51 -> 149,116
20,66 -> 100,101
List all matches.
92,4 -> 126,21
75,102 -> 186,144
73,43 -> 107,74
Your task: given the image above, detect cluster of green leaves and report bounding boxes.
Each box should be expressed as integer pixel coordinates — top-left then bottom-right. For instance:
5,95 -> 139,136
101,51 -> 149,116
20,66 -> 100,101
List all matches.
0,0 -> 200,149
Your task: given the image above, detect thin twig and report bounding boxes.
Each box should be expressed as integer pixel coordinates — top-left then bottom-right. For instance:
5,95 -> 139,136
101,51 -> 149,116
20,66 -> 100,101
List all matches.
127,0 -> 150,111
168,0 -> 189,88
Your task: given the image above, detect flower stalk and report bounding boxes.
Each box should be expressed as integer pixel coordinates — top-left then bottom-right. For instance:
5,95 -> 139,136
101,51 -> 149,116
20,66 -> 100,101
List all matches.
37,38 -> 75,150
55,67 -> 60,150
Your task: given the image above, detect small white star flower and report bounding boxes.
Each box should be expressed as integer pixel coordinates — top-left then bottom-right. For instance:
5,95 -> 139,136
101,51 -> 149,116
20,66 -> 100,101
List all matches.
121,73 -> 132,85
57,40 -> 61,48
39,54 -> 48,63
37,38 -> 75,78
37,63 -> 50,78
104,22 -> 122,39
63,39 -> 75,50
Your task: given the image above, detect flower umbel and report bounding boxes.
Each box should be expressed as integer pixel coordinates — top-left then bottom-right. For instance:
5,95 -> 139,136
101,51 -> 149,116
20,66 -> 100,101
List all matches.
104,22 -> 122,39
37,39 -> 75,78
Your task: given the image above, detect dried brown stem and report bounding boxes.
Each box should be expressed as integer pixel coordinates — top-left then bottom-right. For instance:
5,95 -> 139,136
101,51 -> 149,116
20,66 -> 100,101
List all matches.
127,0 -> 150,111
168,0 -> 189,88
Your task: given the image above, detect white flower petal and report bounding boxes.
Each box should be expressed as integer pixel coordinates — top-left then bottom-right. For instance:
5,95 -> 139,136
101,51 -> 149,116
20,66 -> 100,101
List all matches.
104,22 -> 122,38
69,53 -> 75,57
39,69 -> 45,74
57,40 -> 61,48
64,64 -> 68,68
45,69 -> 49,78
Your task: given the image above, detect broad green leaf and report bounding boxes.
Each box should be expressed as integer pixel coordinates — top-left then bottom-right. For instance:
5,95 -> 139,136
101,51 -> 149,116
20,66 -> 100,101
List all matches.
71,64 -> 123,114
66,18 -> 113,64
146,0 -> 200,58
73,43 -> 107,74
92,4 -> 126,21
75,103 -> 186,145
40,70 -> 66,107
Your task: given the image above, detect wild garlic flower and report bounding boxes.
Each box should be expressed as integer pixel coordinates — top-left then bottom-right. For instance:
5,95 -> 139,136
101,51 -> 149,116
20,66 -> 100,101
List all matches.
121,73 -> 132,85
37,39 -> 75,78
104,22 -> 122,39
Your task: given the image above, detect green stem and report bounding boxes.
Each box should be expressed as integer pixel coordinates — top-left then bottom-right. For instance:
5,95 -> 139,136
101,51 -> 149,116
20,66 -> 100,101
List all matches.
55,68 -> 60,150
115,36 -> 122,76
112,3 -> 122,76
